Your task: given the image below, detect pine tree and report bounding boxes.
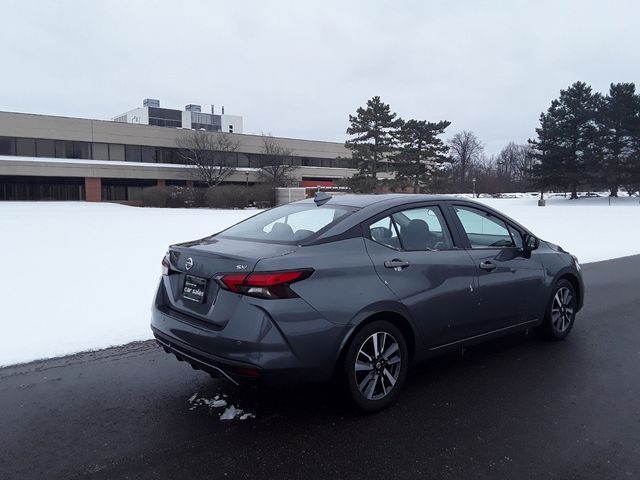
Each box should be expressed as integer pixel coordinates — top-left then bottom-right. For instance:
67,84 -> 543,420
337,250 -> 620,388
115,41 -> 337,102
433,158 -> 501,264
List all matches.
530,82 -> 601,199
345,96 -> 402,180
394,119 -> 451,193
599,83 -> 640,196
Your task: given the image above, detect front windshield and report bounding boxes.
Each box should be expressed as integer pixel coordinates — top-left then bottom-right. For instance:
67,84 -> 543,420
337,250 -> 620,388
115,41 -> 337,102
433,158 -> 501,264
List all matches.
218,204 -> 351,243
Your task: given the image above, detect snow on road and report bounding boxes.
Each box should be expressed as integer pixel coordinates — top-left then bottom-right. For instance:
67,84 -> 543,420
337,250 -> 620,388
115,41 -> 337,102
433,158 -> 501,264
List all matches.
1,196 -> 639,366
187,392 -> 255,420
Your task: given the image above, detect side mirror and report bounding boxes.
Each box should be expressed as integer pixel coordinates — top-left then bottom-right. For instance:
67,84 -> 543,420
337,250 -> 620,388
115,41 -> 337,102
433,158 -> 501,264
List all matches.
523,234 -> 539,252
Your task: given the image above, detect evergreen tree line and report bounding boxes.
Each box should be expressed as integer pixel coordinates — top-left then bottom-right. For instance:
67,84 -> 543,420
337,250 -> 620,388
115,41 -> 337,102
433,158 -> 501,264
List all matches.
343,96 -> 450,193
342,96 -> 536,195
530,81 -> 640,198
344,84 -> 640,196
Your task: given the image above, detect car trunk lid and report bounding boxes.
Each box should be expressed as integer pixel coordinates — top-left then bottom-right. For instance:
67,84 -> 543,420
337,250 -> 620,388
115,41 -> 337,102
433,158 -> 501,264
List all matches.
162,237 -> 296,325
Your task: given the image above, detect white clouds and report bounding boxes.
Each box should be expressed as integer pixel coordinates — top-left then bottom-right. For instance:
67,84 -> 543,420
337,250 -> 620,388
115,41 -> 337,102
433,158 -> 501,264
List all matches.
1,0 -> 639,153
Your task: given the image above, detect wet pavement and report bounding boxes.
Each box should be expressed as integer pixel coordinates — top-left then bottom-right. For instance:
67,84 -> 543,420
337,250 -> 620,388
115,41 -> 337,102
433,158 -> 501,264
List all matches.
1,255 -> 639,479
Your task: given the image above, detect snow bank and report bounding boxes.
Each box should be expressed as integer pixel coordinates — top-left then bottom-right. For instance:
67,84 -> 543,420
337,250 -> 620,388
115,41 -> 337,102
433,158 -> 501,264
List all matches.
1,196 -> 639,366
0,202 -> 257,366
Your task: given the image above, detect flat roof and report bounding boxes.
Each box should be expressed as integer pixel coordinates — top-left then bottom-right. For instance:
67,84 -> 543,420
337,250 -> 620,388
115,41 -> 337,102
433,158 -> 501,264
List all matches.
0,110 -> 350,159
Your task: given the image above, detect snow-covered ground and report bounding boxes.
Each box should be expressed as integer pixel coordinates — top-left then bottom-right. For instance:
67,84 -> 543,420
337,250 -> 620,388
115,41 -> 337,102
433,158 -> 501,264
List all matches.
0,203 -> 258,366
1,196 -> 639,367
473,195 -> 640,262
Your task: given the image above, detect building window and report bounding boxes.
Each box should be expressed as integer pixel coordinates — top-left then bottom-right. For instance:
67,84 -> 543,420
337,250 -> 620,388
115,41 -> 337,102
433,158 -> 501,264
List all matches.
155,147 -> 171,163
0,175 -> 84,201
248,154 -> 260,168
54,141 -> 91,159
0,137 -> 16,156
92,143 -> 109,160
35,139 -> 55,158
156,147 -> 181,164
224,153 -> 238,167
337,158 -> 353,169
237,153 -> 249,167
127,186 -> 145,201
125,145 -> 141,162
16,138 -> 37,157
109,144 -> 125,161
141,146 -> 156,163
101,178 -> 155,201
148,107 -> 182,128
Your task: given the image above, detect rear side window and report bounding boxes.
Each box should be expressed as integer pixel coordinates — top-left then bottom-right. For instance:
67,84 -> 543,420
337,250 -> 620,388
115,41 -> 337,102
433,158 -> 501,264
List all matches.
369,206 -> 453,251
453,206 -> 517,248
219,204 -> 350,243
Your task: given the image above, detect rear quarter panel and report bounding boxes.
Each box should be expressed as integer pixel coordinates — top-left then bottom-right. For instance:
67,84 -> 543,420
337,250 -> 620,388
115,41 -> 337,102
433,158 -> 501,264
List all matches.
253,236 -> 418,376
254,237 -> 404,327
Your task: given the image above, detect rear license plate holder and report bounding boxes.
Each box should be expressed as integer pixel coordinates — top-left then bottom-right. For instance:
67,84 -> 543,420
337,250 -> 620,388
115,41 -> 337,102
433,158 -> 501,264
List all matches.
182,275 -> 207,303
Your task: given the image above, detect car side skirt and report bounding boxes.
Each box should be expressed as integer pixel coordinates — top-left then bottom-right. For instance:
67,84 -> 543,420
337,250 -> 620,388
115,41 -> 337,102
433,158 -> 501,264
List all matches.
426,318 -> 541,354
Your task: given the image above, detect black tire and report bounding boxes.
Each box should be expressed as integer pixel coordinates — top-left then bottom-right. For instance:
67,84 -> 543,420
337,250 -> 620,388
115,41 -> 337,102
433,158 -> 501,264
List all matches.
537,279 -> 577,341
342,320 -> 409,412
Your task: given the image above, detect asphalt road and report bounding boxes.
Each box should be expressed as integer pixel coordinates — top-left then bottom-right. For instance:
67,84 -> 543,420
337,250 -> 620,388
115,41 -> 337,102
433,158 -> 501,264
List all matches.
2,256 -> 639,480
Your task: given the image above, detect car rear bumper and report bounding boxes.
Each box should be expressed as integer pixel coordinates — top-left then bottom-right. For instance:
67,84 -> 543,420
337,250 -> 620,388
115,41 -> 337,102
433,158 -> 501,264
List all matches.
152,327 -> 257,385
150,298 -> 349,386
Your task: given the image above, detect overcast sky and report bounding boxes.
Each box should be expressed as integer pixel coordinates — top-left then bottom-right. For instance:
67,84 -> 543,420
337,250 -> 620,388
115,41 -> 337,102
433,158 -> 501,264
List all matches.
2,0 -> 639,154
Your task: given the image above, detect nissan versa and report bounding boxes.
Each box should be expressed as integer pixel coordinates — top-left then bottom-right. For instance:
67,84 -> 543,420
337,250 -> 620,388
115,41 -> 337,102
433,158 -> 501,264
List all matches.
151,194 -> 584,411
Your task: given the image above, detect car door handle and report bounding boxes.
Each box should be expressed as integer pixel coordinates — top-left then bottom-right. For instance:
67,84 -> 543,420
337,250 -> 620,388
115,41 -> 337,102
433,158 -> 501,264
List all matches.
384,259 -> 410,269
479,261 -> 497,271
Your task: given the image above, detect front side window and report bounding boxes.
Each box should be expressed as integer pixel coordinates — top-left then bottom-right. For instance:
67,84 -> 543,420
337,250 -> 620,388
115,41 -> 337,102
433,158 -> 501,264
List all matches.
507,224 -> 523,249
369,216 -> 401,249
454,206 -> 516,248
219,204 -> 351,243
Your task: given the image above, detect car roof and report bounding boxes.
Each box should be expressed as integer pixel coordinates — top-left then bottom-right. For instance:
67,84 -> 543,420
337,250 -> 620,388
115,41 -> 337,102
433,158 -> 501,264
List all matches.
295,193 -> 454,209
294,193 -> 534,241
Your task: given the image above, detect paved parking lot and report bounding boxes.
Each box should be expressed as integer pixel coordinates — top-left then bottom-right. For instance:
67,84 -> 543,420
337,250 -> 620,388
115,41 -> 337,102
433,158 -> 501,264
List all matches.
1,256 -> 639,479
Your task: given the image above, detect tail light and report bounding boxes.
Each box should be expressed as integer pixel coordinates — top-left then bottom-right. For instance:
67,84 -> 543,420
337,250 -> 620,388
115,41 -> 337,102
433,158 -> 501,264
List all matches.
161,253 -> 171,275
214,269 -> 313,299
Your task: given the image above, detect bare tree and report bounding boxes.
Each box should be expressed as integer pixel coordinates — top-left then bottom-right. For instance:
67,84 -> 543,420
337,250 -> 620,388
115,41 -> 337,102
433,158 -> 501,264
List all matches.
467,154 -> 499,196
259,134 -> 297,187
176,131 -> 239,187
448,131 -> 484,188
496,142 -> 534,185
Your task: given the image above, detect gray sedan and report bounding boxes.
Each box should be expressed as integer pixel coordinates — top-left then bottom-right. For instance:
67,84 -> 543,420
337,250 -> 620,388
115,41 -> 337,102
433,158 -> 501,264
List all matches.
151,194 -> 584,411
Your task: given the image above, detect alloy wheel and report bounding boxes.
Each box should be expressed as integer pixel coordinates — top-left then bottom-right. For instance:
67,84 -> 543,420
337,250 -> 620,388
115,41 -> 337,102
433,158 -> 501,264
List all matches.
551,286 -> 574,333
354,332 -> 402,401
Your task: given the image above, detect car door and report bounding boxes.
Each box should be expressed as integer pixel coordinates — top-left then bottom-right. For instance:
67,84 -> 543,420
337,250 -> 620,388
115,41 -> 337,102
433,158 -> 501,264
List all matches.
448,204 -> 545,332
364,204 -> 480,348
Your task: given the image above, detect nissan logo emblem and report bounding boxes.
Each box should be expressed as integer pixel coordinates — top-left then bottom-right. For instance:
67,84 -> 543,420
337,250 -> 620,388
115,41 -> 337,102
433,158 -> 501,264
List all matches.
185,257 -> 194,271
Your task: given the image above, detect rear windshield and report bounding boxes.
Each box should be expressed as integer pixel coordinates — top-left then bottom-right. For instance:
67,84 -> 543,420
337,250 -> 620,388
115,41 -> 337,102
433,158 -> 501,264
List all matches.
218,204 -> 351,243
